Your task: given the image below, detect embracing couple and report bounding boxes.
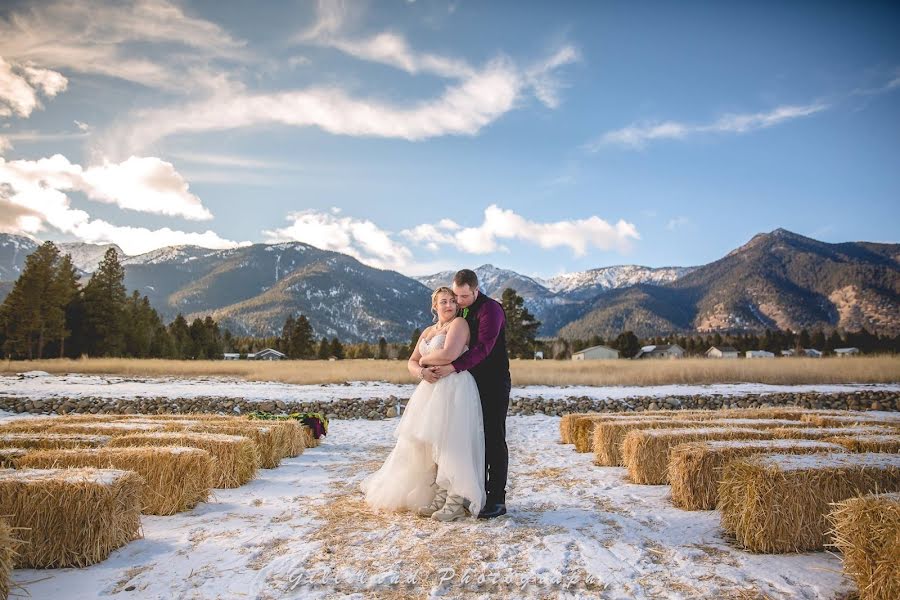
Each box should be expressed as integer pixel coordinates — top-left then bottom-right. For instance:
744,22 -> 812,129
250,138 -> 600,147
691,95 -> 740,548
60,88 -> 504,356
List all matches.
360,269 -> 511,522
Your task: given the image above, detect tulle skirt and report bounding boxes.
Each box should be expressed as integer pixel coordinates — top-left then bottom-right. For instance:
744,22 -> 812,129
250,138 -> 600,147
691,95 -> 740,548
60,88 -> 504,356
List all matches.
360,371 -> 486,515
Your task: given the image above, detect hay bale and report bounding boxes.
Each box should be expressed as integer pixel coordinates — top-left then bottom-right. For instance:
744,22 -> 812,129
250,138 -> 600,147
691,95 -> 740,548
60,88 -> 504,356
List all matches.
0,433 -> 110,450
48,422 -> 167,436
669,439 -> 846,510
718,453 -> 900,553
109,432 -> 258,488
278,420 -> 305,457
0,414 -> 131,433
802,414 -> 900,429
708,418 -> 809,429
560,412 -> 591,444
825,435 -> 900,454
572,414 -> 665,453
829,492 -> 900,600
771,426 -> 894,440
185,423 -> 281,468
592,419 -> 717,467
622,427 -> 775,485
18,446 -> 214,515
0,448 -> 27,468
0,467 -> 143,568
0,518 -> 14,600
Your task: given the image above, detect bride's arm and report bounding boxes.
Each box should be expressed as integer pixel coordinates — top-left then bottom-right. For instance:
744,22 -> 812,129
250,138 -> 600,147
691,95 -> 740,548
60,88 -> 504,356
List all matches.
407,327 -> 430,378
419,318 -> 469,366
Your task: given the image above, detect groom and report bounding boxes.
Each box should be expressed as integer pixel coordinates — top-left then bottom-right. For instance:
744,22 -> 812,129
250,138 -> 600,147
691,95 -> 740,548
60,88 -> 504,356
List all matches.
430,269 -> 511,519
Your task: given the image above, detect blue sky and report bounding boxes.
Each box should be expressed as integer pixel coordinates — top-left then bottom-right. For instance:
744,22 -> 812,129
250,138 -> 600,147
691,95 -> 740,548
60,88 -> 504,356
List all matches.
0,0 -> 898,278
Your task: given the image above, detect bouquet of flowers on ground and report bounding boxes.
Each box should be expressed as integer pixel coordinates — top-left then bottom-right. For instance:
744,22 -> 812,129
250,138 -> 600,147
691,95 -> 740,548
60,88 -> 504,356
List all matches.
248,410 -> 328,439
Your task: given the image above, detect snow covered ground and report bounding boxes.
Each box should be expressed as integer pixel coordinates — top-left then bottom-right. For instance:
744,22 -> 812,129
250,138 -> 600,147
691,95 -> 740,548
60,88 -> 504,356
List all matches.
8,413 -> 854,600
2,372 -> 898,403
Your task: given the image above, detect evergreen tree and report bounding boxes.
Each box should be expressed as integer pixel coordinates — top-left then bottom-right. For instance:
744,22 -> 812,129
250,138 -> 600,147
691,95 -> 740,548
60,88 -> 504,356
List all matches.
168,314 -> 191,359
500,288 -> 540,359
328,337 -> 345,359
292,315 -> 314,358
376,337 -> 388,359
357,341 -> 373,359
279,315 -> 296,356
49,253 -> 80,358
317,337 -> 330,359
81,248 -> 127,356
613,331 -> 641,358
0,242 -> 61,358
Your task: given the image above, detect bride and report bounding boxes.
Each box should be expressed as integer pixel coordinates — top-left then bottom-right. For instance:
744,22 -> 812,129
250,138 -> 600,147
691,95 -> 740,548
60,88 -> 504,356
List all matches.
360,286 -> 486,522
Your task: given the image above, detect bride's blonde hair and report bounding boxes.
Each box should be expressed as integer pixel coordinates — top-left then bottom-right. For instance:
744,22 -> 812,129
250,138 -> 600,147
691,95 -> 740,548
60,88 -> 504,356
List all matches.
431,286 -> 455,323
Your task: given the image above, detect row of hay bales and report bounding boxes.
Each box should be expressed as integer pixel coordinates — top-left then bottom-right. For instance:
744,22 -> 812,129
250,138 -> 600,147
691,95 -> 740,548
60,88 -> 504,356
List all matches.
559,407 -> 900,600
0,412 -> 320,593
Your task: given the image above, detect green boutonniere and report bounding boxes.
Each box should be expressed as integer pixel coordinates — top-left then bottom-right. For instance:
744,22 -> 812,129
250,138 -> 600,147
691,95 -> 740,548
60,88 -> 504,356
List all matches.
462,307 -> 469,319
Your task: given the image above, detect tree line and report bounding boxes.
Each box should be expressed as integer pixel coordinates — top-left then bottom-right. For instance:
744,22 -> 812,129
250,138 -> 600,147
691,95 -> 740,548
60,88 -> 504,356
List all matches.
547,327 -> 900,359
0,243 -> 224,360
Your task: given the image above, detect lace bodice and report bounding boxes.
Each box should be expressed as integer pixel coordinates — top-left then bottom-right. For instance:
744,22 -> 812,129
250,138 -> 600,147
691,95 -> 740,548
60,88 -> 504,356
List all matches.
419,332 -> 467,356
419,333 -> 448,356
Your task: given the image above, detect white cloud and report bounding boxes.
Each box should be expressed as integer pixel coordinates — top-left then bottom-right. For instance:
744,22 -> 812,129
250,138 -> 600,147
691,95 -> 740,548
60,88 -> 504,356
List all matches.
2,154 -> 212,220
0,56 -> 67,118
0,135 -> 10,155
263,209 -> 413,271
74,120 -> 90,131
99,56 -> 528,156
0,0 -> 247,93
525,45 -> 580,109
94,2 -> 577,157
1,155 -> 247,255
589,102 -> 828,150
403,205 -> 640,256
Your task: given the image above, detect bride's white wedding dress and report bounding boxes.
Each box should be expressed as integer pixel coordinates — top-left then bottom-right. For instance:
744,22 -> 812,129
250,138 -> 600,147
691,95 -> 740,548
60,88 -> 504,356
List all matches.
360,333 -> 486,515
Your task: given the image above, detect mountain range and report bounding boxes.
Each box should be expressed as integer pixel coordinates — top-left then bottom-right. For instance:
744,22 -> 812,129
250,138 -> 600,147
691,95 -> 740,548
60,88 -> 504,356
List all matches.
0,229 -> 897,341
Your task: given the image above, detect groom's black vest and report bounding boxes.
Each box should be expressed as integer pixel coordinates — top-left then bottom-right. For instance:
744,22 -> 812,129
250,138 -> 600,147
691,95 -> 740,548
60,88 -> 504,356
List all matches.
465,293 -> 510,384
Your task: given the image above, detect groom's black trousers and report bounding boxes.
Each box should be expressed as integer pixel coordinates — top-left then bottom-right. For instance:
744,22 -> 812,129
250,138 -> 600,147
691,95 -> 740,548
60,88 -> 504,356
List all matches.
476,375 -> 511,503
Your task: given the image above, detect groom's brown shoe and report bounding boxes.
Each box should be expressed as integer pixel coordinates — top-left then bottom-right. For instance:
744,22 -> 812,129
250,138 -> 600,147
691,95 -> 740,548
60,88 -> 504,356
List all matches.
477,502 -> 507,519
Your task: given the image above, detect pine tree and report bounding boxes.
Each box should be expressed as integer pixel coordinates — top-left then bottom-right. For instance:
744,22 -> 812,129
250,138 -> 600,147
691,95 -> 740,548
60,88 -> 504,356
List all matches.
613,331 -> 641,358
292,315 -> 314,359
500,288 -> 540,359
328,337 -> 344,360
317,337 -> 330,359
168,314 -> 191,359
376,337 -> 388,359
280,315 -> 296,357
82,248 -> 127,356
0,241 -> 62,359
49,253 -> 80,357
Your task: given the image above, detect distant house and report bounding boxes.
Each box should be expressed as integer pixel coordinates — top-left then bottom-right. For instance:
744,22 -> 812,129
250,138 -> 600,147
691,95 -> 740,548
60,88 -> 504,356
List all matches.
572,345 -> 619,360
803,348 -> 823,358
706,346 -> 739,359
746,350 -> 775,359
780,349 -> 796,357
635,344 -> 684,360
834,347 -> 860,357
248,348 -> 286,361
223,353 -> 240,360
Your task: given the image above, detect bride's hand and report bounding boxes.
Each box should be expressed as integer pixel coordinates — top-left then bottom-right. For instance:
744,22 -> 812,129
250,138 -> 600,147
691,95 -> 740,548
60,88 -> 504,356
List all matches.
421,367 -> 440,384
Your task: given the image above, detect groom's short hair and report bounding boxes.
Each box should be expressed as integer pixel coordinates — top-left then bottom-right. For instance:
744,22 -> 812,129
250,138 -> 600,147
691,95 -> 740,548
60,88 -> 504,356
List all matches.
453,269 -> 478,289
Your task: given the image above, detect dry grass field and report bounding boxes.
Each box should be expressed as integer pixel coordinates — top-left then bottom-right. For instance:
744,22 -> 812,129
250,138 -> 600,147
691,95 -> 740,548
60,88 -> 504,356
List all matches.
2,355 -> 898,386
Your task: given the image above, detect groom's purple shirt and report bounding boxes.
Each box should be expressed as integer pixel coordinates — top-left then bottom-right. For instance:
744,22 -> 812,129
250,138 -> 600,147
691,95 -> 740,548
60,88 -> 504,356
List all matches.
451,298 -> 505,373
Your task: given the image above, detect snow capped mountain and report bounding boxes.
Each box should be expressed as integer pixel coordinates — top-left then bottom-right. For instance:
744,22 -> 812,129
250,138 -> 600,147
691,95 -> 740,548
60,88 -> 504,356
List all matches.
543,265 -> 696,299
415,264 -> 549,297
0,234 -> 39,281
57,242 -> 125,274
